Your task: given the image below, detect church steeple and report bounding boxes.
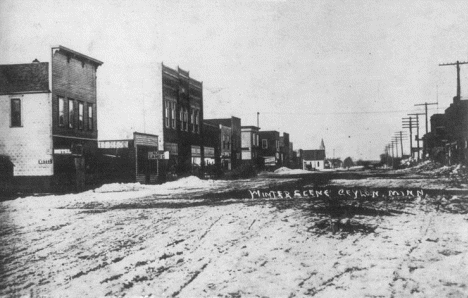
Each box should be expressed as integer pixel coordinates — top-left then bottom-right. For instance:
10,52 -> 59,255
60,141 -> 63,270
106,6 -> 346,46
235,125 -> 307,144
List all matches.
319,139 -> 325,150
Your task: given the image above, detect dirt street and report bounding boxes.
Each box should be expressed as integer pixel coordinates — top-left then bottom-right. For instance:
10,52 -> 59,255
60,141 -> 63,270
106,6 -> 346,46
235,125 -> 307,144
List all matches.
1,174 -> 468,297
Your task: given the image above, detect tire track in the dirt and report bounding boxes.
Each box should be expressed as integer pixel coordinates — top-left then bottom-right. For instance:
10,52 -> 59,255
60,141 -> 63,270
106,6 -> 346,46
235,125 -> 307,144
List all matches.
303,266 -> 366,296
171,262 -> 209,297
388,212 -> 434,298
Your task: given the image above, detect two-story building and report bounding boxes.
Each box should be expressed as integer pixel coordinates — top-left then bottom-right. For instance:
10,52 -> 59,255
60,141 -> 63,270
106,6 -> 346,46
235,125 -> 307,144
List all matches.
205,116 -> 241,170
157,64 -> 204,176
258,130 -> 281,168
0,46 -> 103,191
241,125 -> 260,166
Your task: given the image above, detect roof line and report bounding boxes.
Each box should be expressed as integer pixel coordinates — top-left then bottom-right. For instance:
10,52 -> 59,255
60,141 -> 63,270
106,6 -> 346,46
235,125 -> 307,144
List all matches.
52,45 -> 103,66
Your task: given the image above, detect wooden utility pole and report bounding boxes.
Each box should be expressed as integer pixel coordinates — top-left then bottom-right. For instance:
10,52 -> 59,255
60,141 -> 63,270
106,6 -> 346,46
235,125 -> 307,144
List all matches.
403,117 -> 418,159
414,103 -> 437,159
408,113 -> 424,160
439,60 -> 468,101
394,131 -> 407,158
414,102 -> 438,135
392,138 -> 399,158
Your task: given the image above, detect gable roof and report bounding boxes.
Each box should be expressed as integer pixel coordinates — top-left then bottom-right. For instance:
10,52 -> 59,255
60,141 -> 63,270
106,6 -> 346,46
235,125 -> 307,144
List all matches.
302,149 -> 325,160
0,62 -> 49,95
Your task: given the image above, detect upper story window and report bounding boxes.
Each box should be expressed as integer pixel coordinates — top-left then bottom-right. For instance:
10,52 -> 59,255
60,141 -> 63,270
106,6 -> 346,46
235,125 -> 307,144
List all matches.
276,140 -> 279,149
179,107 -> 184,131
171,102 -> 176,129
165,100 -> 170,128
88,104 -> 93,131
68,99 -> 74,128
179,107 -> 184,130
78,102 -> 84,130
58,97 -> 65,126
262,139 -> 268,149
184,108 -> 188,131
11,98 -> 21,127
195,110 -> 200,133
191,109 -> 195,132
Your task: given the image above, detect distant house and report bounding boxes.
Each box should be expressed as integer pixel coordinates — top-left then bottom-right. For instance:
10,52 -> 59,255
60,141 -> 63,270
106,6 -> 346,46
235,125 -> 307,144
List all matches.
302,150 -> 326,170
301,139 -> 326,171
326,158 -> 343,169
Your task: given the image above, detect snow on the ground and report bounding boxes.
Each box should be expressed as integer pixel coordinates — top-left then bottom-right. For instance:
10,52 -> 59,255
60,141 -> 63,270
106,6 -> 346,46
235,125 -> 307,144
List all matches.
273,167 -> 313,175
327,177 -> 467,190
1,175 -> 468,297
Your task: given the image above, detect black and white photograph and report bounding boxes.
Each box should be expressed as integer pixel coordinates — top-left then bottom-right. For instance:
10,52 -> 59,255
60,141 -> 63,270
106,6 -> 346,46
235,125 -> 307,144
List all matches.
1,0 -> 468,297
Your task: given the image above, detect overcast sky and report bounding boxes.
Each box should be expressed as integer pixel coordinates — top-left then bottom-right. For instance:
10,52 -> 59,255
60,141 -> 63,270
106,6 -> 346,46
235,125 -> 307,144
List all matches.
2,0 -> 468,160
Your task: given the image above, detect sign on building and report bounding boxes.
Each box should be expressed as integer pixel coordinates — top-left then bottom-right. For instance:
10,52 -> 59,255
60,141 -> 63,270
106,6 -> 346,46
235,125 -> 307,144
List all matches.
148,151 -> 169,160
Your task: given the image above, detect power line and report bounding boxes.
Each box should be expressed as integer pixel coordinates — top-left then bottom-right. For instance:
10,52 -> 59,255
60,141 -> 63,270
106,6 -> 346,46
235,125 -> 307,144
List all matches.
254,108 -> 440,116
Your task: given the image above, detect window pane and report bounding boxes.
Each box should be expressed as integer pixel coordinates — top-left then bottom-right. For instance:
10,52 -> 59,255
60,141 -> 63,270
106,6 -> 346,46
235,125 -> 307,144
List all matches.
11,99 -> 21,127
68,99 -> 74,128
78,102 -> 84,129
88,104 -> 93,130
58,97 -> 64,126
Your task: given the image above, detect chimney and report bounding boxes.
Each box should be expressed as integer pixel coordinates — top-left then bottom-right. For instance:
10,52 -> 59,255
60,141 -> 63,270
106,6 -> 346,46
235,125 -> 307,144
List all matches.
32,59 -> 40,63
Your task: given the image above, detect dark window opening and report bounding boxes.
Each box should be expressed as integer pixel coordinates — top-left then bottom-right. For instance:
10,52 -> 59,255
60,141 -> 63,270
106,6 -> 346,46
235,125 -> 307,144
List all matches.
11,98 -> 21,127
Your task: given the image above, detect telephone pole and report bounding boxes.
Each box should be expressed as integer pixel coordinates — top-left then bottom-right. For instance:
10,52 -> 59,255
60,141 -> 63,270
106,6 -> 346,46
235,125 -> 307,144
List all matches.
403,116 -> 419,159
414,102 -> 438,135
414,102 -> 437,159
439,60 -> 468,101
394,131 -> 408,158
408,113 -> 424,161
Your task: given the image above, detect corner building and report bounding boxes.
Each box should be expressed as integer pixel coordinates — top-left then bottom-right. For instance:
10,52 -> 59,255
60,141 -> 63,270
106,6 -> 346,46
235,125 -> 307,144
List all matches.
0,45 -> 103,191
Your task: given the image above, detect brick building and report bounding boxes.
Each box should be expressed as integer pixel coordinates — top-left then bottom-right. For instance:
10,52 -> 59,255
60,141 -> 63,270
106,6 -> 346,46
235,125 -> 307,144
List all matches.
425,97 -> 468,164
258,130 -> 281,168
203,122 -> 221,176
205,116 -> 242,170
157,64 -> 204,176
0,46 -> 102,191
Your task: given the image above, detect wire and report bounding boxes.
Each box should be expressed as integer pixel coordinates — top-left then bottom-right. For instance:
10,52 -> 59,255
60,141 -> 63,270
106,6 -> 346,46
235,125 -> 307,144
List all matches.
253,108 -> 440,116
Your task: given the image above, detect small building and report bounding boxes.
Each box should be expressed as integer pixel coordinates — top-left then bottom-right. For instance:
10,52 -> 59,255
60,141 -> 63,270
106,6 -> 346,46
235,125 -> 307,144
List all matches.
301,139 -> 326,171
205,116 -> 242,170
0,46 -> 103,191
241,125 -> 260,165
98,132 -> 160,184
258,130 -> 281,168
302,150 -> 326,170
326,158 -> 343,169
